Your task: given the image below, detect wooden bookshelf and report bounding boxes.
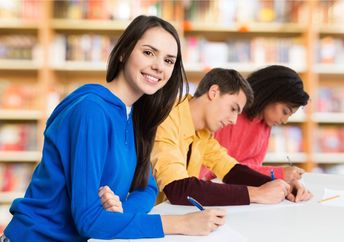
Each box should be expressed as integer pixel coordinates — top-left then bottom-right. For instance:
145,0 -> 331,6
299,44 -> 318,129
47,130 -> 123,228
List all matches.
0,110 -> 42,120
0,60 -> 40,71
184,22 -> 307,34
313,113 -> 344,123
0,192 -> 24,204
0,20 -> 39,31
1,0 -> 344,221
0,151 -> 41,162
52,19 -> 130,31
185,62 -> 307,74
264,152 -> 307,164
52,61 -> 107,72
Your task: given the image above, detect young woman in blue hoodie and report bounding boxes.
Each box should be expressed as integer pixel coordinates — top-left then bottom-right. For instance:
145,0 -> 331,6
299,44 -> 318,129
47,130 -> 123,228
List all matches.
2,15 -> 225,242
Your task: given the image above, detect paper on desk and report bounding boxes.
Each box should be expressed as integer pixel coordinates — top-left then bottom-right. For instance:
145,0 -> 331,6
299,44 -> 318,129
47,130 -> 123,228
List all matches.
320,188 -> 344,207
144,224 -> 247,242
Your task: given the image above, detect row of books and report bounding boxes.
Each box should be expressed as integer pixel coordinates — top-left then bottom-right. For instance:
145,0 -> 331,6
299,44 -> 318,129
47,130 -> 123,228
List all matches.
315,126 -> 344,153
0,163 -> 32,192
1,33 -> 343,68
53,0 -> 180,21
317,0 -> 344,24
0,35 -> 38,60
268,126 -> 303,153
184,36 -> 306,67
51,34 -> 307,67
0,81 -> 38,110
51,34 -> 117,65
184,0 -> 307,24
317,87 -> 344,113
268,125 -> 344,153
317,37 -> 344,64
0,123 -> 37,151
1,81 -> 344,117
2,0 -> 344,24
0,0 -> 41,20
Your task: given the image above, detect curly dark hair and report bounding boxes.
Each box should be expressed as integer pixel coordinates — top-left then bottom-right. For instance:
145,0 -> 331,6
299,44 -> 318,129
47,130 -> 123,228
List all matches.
245,65 -> 309,119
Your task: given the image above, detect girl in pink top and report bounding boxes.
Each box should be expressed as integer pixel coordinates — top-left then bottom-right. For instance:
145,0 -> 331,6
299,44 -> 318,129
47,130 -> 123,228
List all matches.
200,65 -> 309,183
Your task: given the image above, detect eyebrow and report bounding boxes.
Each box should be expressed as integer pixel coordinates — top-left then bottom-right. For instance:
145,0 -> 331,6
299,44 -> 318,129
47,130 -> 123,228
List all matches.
142,44 -> 177,59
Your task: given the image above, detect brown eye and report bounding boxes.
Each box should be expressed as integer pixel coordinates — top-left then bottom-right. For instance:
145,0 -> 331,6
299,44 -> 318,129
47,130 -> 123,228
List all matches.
165,58 -> 175,65
143,50 -> 153,56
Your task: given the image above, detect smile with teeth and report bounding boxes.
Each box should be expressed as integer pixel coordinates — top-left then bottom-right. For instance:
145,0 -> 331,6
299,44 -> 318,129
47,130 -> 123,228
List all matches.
143,73 -> 160,84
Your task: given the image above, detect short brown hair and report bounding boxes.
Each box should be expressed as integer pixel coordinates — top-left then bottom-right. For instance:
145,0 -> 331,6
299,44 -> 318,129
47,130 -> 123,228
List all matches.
194,68 -> 253,108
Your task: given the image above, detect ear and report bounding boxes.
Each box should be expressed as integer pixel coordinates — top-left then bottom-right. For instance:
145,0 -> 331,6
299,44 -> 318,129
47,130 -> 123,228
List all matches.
207,84 -> 220,101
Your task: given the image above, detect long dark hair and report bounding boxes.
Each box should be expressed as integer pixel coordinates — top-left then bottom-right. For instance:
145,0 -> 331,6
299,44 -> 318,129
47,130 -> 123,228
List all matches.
245,65 -> 309,119
106,15 -> 187,190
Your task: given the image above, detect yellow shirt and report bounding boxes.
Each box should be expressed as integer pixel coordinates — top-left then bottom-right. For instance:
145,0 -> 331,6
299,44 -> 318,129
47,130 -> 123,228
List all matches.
151,96 -> 237,202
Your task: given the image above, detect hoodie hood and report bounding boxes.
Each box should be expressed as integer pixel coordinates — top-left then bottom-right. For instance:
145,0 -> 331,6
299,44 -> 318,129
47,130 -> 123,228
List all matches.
46,84 -> 127,127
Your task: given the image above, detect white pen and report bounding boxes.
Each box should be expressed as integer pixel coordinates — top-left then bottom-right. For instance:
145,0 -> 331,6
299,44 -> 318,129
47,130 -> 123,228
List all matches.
287,155 -> 293,166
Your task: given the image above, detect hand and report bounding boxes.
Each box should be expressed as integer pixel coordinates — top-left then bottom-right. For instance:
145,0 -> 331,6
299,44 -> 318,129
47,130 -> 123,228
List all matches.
283,166 -> 304,183
98,186 -> 123,213
286,180 -> 313,203
248,179 -> 290,204
161,208 -> 226,235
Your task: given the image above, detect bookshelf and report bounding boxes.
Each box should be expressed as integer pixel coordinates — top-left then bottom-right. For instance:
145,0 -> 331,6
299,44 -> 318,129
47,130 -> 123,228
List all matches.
313,0 -> 344,168
0,0 -> 344,232
0,0 -> 45,232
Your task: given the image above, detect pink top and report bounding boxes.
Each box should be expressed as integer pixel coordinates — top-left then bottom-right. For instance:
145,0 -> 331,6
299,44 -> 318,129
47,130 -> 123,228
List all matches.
200,113 -> 284,180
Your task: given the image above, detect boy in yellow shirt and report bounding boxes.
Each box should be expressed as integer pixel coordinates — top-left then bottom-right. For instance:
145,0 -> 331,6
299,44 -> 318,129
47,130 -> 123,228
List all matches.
151,68 -> 312,205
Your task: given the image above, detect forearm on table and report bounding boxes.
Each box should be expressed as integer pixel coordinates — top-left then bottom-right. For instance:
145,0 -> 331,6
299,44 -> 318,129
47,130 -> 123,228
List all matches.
223,164 -> 272,186
163,176 -> 250,206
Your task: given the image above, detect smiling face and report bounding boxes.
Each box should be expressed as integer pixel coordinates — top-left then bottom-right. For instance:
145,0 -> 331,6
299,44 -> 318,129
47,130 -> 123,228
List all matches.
262,102 -> 299,126
204,85 -> 247,132
121,26 -> 178,99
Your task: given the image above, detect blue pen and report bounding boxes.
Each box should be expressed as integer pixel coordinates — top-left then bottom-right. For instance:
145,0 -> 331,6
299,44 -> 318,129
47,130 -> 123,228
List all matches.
270,169 -> 275,180
187,196 -> 205,211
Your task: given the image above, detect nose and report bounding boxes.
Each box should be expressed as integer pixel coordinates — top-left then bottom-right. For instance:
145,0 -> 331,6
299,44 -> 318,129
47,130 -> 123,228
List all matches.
228,113 -> 238,125
151,58 -> 163,73
281,116 -> 289,124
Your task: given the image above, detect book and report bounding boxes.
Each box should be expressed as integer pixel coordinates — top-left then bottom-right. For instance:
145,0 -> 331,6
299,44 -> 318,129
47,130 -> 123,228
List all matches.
0,163 -> 33,192
0,123 -> 37,151
268,126 -> 303,153
0,81 -> 38,110
316,126 -> 344,153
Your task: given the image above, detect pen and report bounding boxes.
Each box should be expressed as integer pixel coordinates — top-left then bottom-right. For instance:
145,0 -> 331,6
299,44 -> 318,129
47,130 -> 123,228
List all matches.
319,195 -> 340,203
270,169 -> 275,180
287,155 -> 293,166
187,196 -> 204,211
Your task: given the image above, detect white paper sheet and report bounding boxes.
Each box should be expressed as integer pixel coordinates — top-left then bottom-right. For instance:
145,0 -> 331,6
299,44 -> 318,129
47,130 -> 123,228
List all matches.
140,224 -> 247,242
319,188 -> 344,207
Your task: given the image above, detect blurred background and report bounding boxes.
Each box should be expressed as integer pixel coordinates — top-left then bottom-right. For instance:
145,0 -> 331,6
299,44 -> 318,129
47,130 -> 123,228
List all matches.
0,0 -> 344,232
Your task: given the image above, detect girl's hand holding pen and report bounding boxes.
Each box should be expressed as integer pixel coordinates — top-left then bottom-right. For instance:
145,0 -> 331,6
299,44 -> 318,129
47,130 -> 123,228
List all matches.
161,208 -> 227,236
161,196 -> 226,236
284,156 -> 305,183
98,186 -> 123,213
283,166 -> 305,183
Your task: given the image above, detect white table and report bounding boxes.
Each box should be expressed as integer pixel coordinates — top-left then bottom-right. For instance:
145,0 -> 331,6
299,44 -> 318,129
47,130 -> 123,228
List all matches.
91,173 -> 344,242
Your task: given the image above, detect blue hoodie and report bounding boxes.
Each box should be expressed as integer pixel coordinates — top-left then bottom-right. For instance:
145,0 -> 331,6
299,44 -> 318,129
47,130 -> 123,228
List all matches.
4,84 -> 164,241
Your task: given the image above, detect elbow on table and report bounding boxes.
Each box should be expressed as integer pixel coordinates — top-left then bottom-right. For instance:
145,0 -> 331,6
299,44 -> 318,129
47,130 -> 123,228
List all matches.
163,189 -> 188,206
